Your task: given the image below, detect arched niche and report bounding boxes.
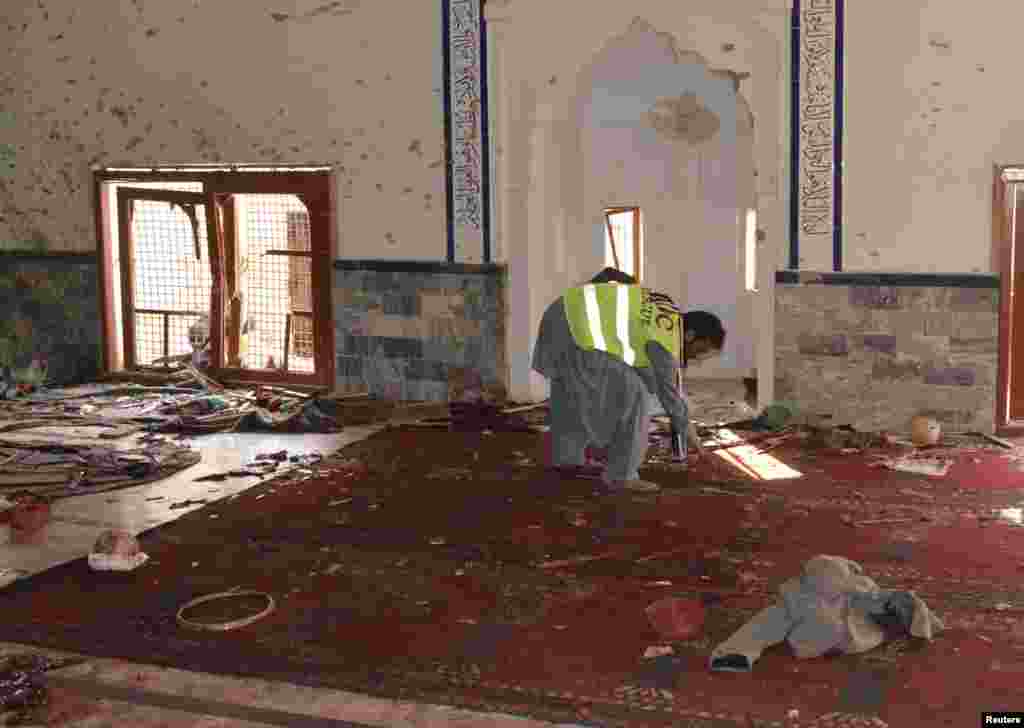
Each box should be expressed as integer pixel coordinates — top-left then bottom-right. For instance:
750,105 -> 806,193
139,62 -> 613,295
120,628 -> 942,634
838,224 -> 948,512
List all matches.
563,17 -> 757,377
487,0 -> 787,404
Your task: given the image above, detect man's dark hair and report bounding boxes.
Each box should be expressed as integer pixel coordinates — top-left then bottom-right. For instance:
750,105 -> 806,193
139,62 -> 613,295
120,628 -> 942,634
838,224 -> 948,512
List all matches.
683,310 -> 726,350
590,267 -> 637,285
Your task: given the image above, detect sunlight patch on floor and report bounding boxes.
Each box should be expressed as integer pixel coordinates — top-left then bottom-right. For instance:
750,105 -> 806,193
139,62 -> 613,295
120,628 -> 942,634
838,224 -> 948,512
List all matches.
710,429 -> 803,481
998,507 -> 1022,526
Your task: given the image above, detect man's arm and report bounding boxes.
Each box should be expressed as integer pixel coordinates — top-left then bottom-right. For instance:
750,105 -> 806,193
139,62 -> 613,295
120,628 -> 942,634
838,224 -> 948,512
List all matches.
531,300 -> 563,379
645,341 -> 702,454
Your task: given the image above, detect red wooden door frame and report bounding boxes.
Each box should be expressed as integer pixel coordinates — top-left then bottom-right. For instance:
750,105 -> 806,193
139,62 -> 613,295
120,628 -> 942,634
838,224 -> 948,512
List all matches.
996,166 -> 1022,432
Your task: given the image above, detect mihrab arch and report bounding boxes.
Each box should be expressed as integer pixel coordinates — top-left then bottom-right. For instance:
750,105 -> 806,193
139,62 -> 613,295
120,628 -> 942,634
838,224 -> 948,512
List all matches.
485,0 -> 790,405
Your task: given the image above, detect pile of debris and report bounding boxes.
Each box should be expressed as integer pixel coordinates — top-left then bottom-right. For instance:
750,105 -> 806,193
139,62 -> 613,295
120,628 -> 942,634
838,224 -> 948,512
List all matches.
0,366 -> 346,437
0,653 -> 84,726
0,438 -> 201,499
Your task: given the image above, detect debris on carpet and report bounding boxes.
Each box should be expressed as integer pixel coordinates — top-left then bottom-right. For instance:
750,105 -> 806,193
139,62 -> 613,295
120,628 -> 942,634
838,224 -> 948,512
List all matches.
0,419 -> 1020,727
88,530 -> 148,572
0,365 -> 346,437
0,362 -> 413,500
0,653 -> 85,727
877,455 -> 952,478
0,439 -> 201,498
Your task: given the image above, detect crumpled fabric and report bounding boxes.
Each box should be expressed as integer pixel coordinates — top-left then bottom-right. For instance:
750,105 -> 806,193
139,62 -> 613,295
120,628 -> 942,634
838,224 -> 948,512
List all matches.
709,555 -> 945,672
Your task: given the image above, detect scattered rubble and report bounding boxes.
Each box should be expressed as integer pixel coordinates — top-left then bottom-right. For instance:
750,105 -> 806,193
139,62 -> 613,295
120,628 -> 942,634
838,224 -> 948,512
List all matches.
88,529 -> 149,572
878,455 -> 952,477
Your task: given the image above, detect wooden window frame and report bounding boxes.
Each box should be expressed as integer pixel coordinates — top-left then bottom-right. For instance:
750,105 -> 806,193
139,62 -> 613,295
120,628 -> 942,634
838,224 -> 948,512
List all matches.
604,206 -> 642,282
93,167 -> 337,390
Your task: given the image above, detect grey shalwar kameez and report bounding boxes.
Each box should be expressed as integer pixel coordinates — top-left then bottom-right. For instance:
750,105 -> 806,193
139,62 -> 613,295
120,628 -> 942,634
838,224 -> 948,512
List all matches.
531,296 -> 690,482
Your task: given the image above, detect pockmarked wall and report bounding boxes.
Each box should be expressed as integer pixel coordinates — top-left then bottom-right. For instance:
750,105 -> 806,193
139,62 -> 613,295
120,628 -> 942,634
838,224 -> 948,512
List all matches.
0,0 -> 447,259
843,0 -> 1023,273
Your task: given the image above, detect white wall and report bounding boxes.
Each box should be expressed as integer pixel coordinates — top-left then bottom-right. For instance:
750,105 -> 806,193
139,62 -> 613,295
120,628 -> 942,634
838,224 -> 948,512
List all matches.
0,0 -> 447,259
575,22 -> 755,375
488,1 -> 787,400
843,0 -> 1023,273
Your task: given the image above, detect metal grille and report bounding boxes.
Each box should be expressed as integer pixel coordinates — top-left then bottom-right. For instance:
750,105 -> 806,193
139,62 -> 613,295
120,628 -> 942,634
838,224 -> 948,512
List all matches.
130,199 -> 212,366
239,194 -> 315,373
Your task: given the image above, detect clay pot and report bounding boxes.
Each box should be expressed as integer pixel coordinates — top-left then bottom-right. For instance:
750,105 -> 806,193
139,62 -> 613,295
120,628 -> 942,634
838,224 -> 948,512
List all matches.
910,415 -> 941,446
645,597 -> 706,640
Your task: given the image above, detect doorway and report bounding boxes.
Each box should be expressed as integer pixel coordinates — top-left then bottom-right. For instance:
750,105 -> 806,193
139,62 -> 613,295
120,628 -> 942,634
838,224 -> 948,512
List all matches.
995,166 -> 1024,429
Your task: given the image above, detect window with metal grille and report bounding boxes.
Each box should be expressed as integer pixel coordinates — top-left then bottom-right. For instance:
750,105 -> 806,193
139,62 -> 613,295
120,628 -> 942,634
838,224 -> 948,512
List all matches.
95,166 -> 336,389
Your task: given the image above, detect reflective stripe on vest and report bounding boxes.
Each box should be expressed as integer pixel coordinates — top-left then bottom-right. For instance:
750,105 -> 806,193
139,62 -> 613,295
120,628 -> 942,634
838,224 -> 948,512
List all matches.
564,283 -> 647,367
579,283 -> 637,366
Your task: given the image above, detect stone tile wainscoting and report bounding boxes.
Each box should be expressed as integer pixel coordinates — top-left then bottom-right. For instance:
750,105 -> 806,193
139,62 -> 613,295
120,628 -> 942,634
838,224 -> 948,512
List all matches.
334,261 -> 507,402
775,271 -> 999,434
0,253 -> 102,387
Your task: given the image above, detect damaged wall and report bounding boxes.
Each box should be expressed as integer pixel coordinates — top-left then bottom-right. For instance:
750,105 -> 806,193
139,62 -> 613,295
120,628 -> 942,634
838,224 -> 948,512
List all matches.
486,1 -> 786,402
334,262 -> 506,401
575,18 -> 757,378
843,1 -> 1024,273
0,0 -> 447,259
775,274 -> 998,434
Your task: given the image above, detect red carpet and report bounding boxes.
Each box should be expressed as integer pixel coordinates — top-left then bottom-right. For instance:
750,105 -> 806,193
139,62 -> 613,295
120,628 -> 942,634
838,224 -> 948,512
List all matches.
1,427 -> 1023,727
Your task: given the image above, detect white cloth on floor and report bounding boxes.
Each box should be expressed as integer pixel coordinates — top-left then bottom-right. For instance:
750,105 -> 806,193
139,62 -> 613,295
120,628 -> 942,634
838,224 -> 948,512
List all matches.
709,555 -> 945,671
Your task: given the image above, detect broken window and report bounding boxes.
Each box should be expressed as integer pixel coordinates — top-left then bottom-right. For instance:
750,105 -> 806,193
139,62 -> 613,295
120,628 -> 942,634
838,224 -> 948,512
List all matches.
604,206 -> 643,281
95,166 -> 336,389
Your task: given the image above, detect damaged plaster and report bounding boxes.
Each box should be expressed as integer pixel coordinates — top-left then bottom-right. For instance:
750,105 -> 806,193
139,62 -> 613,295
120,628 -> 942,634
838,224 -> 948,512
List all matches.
0,0 -> 446,257
644,92 -> 721,145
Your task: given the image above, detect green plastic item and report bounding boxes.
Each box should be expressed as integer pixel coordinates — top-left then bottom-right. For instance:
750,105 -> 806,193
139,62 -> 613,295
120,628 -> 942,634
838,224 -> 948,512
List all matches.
758,402 -> 795,431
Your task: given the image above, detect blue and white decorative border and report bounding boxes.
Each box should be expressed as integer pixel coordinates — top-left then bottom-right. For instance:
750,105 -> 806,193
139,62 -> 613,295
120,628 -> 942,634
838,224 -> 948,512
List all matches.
790,0 -> 844,271
442,0 -> 492,264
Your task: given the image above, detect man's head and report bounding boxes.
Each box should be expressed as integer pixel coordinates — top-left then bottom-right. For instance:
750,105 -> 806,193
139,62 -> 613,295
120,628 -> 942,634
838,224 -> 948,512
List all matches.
590,267 -> 637,285
682,310 -> 726,364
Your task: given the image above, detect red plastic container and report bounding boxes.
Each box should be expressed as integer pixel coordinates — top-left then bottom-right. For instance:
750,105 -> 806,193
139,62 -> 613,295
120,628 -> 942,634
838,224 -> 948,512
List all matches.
645,598 -> 706,640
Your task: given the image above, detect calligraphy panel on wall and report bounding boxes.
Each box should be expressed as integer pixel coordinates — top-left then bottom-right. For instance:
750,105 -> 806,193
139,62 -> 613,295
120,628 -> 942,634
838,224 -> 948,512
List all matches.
790,0 -> 844,271
443,0 -> 492,264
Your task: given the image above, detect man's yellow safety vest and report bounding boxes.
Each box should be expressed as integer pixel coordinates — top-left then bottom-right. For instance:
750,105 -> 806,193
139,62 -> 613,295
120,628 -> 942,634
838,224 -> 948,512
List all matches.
562,283 -> 681,369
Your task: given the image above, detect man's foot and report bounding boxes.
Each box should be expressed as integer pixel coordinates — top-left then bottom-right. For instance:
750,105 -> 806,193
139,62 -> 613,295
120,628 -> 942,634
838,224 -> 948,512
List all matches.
603,478 -> 661,493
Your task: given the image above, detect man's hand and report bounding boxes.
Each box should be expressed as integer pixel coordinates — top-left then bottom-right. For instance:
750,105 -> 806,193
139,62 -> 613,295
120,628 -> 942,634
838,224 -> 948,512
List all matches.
688,421 -> 706,461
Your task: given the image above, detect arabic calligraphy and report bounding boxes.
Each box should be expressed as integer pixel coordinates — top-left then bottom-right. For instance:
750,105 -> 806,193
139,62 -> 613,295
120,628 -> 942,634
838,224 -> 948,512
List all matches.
799,0 -> 836,239
449,0 -> 483,231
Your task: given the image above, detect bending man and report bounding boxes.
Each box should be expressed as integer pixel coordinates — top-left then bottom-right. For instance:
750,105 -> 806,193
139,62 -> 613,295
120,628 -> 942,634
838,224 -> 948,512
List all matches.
532,268 -> 726,493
